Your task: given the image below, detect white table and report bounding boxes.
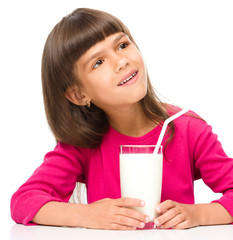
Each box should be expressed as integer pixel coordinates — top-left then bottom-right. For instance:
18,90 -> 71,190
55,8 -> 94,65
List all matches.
10,224 -> 233,240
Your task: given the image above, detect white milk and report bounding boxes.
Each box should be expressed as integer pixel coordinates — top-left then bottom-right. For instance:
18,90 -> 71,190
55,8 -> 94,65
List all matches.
120,153 -> 163,221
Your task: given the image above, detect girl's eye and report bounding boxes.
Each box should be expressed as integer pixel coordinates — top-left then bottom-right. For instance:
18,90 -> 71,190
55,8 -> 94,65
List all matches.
93,59 -> 104,69
119,42 -> 128,50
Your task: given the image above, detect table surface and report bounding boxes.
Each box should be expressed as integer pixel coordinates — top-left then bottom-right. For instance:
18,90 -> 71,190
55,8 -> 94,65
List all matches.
10,224 -> 233,240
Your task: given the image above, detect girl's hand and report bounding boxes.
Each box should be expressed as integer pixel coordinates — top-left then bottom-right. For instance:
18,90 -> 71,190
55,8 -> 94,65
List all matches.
154,200 -> 199,229
80,198 -> 150,230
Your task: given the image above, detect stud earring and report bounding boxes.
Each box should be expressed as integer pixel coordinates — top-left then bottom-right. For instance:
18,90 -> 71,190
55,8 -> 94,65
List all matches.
86,100 -> 91,108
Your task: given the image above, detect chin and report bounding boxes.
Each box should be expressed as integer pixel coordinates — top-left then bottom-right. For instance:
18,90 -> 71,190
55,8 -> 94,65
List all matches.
133,88 -> 148,104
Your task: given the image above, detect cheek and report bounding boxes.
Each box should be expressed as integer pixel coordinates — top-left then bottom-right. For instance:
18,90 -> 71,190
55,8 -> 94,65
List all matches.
130,46 -> 144,62
131,51 -> 146,75
85,72 -> 113,99
138,55 -> 146,71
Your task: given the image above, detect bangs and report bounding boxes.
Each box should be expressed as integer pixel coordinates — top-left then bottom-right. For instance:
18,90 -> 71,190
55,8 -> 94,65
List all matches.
43,8 -> 134,91
59,8 -> 129,62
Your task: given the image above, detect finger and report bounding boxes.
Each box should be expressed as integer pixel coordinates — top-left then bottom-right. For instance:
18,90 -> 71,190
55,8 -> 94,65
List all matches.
114,198 -> 145,208
172,219 -> 192,230
113,214 -> 146,229
117,207 -> 150,224
110,223 -> 137,230
159,213 -> 185,229
156,200 -> 177,214
155,206 -> 180,227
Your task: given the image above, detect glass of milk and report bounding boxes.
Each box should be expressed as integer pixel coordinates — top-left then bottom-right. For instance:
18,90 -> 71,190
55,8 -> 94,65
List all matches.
119,145 -> 163,221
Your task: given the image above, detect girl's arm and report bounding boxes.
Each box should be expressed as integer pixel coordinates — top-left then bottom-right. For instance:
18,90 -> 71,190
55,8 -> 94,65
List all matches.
32,198 -> 150,230
154,200 -> 233,229
197,202 -> 233,226
11,143 -> 84,225
154,115 -> 233,229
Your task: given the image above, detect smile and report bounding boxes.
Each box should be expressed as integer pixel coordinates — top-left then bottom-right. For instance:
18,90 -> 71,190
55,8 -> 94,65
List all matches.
118,71 -> 138,86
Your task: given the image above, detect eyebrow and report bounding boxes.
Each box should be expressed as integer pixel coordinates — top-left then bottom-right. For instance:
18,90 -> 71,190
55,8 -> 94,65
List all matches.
83,33 -> 127,69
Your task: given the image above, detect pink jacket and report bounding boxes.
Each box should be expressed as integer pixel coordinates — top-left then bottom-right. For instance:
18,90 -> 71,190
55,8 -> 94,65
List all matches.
11,111 -> 233,225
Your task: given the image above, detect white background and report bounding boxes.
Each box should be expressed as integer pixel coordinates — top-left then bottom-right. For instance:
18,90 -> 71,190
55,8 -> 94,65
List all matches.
1,0 -> 232,237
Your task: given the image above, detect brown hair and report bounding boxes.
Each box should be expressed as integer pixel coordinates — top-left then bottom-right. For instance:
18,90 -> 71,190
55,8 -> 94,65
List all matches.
42,8 -> 175,148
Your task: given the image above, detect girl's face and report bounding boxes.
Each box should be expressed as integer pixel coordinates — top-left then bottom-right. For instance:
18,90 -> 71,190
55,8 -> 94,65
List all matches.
74,32 -> 147,112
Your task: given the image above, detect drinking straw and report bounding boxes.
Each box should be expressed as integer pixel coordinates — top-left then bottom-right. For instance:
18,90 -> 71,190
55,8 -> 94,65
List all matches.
153,109 -> 189,155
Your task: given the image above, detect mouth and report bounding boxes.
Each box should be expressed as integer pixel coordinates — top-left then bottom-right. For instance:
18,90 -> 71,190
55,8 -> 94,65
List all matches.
117,70 -> 138,86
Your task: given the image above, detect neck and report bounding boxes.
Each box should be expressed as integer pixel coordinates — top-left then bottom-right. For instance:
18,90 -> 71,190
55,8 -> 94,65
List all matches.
106,103 -> 157,137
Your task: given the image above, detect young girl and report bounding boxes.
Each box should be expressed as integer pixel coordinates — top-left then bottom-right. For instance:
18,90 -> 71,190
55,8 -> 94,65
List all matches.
11,8 -> 233,230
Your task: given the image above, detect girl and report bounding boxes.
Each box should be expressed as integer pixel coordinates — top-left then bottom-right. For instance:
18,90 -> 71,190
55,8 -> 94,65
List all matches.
11,8 -> 233,230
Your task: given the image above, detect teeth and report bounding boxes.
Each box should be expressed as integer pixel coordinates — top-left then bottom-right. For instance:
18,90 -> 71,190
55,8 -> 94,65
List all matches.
120,72 -> 137,85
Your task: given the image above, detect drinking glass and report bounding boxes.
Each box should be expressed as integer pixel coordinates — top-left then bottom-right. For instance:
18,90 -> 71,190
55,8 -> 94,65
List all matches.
119,145 -> 163,221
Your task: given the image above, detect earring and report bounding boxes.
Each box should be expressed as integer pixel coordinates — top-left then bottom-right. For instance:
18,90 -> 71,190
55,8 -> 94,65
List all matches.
86,100 -> 91,108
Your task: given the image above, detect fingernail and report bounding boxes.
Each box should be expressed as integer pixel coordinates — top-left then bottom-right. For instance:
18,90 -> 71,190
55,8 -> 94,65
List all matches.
156,206 -> 161,212
154,220 -> 159,226
145,216 -> 150,223
140,201 -> 145,207
140,222 -> 145,228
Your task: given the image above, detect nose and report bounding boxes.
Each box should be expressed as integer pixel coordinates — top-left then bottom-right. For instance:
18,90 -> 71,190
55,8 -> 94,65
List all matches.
113,54 -> 129,72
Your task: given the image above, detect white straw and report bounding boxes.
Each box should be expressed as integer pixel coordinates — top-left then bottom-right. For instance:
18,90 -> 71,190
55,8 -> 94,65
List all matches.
153,109 -> 189,155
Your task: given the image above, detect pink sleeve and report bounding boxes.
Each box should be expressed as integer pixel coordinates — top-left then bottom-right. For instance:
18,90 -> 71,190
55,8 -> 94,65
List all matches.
190,118 -> 233,217
10,142 -> 86,225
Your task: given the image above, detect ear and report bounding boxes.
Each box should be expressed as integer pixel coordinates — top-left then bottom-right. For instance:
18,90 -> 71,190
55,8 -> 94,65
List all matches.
65,85 -> 90,106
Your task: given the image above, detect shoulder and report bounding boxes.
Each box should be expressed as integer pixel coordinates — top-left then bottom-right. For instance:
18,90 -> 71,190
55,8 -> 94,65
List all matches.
166,105 -> 211,136
46,141 -> 92,163
167,105 -> 206,125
